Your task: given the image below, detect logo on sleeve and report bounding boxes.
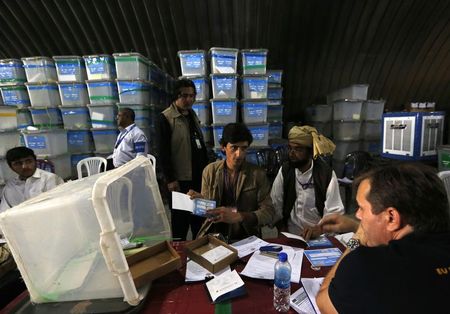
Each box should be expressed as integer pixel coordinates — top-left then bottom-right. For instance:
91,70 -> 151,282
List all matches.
435,266 -> 450,275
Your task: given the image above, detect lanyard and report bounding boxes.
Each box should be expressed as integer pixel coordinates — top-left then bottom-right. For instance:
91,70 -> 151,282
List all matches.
115,125 -> 135,148
296,172 -> 314,190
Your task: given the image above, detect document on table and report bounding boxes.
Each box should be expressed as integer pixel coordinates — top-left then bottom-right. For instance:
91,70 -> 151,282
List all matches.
290,277 -> 324,314
334,232 -> 355,247
206,269 -> 245,303
201,245 -> 234,264
304,248 -> 342,267
307,235 -> 333,248
240,245 -> 303,283
171,191 -> 216,217
185,260 -> 231,282
281,232 -> 307,244
231,235 -> 269,258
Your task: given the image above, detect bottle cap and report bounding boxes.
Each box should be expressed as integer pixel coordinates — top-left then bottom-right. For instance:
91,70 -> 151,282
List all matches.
278,252 -> 287,262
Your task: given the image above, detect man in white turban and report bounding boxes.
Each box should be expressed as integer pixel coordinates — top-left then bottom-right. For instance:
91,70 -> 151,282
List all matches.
270,125 -> 345,239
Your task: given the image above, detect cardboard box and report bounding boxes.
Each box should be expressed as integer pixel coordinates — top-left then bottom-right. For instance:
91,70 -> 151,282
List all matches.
185,235 -> 238,273
126,241 -> 182,288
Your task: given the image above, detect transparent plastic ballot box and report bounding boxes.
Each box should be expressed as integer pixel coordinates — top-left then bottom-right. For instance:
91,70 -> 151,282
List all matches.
0,156 -> 172,306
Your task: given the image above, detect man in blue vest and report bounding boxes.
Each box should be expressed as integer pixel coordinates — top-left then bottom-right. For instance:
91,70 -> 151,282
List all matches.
271,125 -> 344,239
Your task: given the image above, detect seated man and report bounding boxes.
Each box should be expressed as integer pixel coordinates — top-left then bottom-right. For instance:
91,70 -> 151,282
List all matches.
188,123 -> 275,241
317,163 -> 450,314
271,125 -> 344,239
0,147 -> 64,213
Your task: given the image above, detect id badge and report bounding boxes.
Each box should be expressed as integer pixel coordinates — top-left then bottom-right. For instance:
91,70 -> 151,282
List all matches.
195,138 -> 202,149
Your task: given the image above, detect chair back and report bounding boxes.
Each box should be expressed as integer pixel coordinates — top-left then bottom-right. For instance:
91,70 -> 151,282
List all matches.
77,157 -> 107,179
36,159 -> 55,173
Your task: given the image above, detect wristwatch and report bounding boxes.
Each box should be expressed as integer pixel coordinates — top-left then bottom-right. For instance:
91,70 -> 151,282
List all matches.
346,238 -> 360,250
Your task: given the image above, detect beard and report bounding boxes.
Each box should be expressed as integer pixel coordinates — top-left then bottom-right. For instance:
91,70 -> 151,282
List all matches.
290,158 -> 310,169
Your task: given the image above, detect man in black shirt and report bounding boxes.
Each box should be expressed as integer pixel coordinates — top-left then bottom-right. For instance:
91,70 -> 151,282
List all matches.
317,163 -> 450,314
157,79 -> 209,241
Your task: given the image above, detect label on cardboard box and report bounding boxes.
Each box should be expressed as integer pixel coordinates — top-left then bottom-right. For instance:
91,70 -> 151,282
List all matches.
202,245 -> 234,264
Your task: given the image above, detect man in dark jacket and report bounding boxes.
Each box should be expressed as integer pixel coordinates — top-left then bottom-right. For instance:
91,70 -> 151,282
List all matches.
157,78 -> 209,241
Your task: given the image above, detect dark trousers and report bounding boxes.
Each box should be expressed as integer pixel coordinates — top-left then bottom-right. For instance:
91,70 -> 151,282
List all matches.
106,158 -> 115,171
170,180 -> 205,241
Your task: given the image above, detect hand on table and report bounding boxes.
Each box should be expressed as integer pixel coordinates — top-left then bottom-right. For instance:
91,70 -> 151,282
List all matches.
206,207 -> 243,224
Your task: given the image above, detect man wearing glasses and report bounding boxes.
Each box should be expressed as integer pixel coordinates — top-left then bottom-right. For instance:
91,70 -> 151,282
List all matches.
188,123 -> 275,241
157,78 -> 209,241
0,147 -> 63,213
271,125 -> 344,239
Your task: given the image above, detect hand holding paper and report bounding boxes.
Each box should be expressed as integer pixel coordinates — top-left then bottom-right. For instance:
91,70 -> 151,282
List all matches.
171,191 -> 216,217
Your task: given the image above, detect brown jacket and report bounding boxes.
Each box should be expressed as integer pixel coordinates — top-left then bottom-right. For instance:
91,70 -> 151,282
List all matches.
161,103 -> 203,181
201,160 -> 275,239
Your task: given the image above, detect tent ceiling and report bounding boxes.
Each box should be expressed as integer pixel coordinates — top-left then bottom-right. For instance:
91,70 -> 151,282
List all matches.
0,0 -> 449,120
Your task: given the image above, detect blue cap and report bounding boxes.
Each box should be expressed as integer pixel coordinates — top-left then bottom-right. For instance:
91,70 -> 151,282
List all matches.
278,252 -> 287,262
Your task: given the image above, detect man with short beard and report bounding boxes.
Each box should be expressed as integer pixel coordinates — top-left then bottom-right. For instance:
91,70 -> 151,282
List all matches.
271,126 -> 344,239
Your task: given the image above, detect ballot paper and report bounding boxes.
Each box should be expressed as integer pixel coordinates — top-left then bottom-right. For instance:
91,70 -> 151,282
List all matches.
304,248 -> 342,267
201,245 -> 234,264
231,235 -> 269,258
171,192 -> 216,217
334,232 -> 355,247
240,245 -> 303,283
185,260 -> 231,282
206,269 -> 246,303
290,277 -> 324,314
281,232 -> 307,244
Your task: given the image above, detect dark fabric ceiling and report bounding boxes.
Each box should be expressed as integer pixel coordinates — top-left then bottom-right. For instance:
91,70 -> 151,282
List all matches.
0,0 -> 449,121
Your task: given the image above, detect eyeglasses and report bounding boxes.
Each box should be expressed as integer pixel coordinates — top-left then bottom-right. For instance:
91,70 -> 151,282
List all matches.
179,93 -> 196,99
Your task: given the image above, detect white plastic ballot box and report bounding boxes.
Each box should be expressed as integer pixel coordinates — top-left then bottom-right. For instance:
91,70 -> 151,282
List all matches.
0,156 -> 171,305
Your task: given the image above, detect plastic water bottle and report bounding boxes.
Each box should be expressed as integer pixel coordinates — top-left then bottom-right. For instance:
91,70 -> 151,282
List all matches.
273,252 -> 291,312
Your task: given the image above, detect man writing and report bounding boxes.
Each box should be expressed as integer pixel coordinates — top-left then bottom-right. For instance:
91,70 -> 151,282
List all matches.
0,147 -> 64,213
317,163 -> 450,314
109,107 -> 148,169
188,123 -> 275,241
271,125 -> 344,239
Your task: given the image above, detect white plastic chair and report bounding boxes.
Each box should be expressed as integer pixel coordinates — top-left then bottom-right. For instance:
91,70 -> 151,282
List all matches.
147,154 -> 156,172
438,171 -> 450,207
77,157 -> 107,179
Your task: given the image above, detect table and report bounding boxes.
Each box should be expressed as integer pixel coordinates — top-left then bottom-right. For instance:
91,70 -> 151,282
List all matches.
2,236 -> 343,314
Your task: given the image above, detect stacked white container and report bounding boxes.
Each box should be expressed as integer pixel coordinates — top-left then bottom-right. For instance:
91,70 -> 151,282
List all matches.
360,100 -> 385,155
177,50 -> 212,146
50,55 -> 90,179
327,84 -> 369,176
238,49 -> 270,154
83,54 -> 117,163
266,70 -> 284,142
0,59 -> 30,184
114,53 -> 152,159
